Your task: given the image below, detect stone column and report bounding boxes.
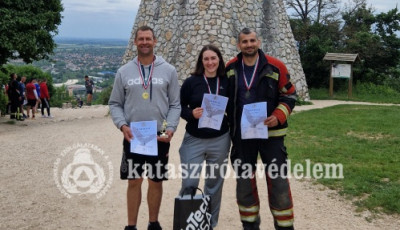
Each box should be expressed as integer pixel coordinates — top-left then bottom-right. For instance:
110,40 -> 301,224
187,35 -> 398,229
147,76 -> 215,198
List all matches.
123,0 -> 309,100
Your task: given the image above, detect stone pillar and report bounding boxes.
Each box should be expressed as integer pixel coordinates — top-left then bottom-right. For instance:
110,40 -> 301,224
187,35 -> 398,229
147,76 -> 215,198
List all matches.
123,0 -> 309,100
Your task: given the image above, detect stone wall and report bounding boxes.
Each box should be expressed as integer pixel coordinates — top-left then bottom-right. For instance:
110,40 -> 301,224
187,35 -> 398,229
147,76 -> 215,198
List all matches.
123,0 -> 309,100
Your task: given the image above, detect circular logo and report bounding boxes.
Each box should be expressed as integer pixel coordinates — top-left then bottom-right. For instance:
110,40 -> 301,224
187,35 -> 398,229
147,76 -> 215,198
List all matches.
53,143 -> 113,198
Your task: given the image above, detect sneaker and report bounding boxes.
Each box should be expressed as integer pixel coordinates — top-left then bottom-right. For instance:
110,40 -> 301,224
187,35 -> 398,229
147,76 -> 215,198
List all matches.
148,221 -> 162,230
42,115 -> 47,118
48,115 -> 54,118
124,226 -> 137,230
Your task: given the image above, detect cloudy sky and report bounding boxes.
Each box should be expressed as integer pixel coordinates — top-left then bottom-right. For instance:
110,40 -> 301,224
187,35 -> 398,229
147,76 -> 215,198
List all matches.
56,0 -> 399,40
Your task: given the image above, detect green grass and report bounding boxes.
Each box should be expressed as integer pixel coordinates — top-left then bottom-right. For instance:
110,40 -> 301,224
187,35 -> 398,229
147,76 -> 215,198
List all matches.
286,105 -> 400,214
309,83 -> 400,104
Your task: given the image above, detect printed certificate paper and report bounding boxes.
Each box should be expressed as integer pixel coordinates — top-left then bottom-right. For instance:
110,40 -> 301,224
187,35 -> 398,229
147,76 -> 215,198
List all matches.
241,102 -> 268,139
198,94 -> 228,130
130,120 -> 158,156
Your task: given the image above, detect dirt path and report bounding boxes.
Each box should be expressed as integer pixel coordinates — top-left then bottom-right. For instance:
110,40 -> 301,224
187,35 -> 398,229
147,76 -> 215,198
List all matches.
0,101 -> 398,230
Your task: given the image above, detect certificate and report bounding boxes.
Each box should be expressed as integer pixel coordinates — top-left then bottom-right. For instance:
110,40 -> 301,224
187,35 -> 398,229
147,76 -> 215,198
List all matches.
198,94 -> 228,130
241,102 -> 268,139
130,120 -> 158,156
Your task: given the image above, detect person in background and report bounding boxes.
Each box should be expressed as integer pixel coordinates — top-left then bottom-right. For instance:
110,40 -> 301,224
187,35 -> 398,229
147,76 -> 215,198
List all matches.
18,76 -> 27,118
84,75 -> 94,105
226,28 -> 297,230
109,25 -> 181,230
7,73 -> 23,120
179,44 -> 230,229
26,78 -> 40,119
40,78 -> 52,118
34,79 -> 41,111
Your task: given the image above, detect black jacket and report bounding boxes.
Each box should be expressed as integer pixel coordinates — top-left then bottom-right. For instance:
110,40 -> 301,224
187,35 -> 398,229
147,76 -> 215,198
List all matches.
226,49 -> 297,138
180,74 -> 229,138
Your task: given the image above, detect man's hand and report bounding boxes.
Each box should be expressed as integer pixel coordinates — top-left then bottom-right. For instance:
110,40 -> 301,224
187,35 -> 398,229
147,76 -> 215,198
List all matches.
264,115 -> 279,128
157,130 -> 174,143
121,125 -> 133,142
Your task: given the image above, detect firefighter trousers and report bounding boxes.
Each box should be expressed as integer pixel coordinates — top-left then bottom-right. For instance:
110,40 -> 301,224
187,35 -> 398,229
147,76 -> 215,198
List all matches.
230,135 -> 294,229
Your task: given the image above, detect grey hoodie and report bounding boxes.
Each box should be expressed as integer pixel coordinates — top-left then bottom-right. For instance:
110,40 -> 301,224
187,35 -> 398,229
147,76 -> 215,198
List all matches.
109,56 -> 181,132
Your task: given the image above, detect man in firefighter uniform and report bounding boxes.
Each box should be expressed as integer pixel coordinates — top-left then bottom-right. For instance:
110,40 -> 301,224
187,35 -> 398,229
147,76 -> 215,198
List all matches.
226,28 -> 297,230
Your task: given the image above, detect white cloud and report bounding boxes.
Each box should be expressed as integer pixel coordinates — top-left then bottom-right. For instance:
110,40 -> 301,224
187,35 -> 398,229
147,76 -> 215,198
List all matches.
58,0 -> 140,39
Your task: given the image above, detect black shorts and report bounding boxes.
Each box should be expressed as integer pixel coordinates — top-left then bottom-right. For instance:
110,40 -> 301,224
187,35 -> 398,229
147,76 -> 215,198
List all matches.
86,90 -> 93,95
120,139 -> 170,182
19,97 -> 25,106
27,99 -> 36,107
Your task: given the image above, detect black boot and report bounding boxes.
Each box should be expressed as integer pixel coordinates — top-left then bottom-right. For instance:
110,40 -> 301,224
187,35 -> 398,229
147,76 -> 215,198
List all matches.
242,218 -> 260,230
124,226 -> 137,230
148,221 -> 162,230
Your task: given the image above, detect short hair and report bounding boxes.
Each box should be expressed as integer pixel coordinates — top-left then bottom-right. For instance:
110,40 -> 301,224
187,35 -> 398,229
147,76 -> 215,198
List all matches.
10,73 -> 16,79
238,28 -> 258,42
84,75 -> 88,78
135,25 -> 156,40
191,44 -> 226,78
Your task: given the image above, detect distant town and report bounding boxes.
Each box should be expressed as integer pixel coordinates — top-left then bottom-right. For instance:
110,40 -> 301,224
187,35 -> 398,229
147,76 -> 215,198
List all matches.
26,37 -> 130,93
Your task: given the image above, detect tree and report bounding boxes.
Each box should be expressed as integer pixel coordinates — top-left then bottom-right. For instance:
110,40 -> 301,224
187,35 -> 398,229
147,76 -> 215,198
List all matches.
0,0 -> 63,66
285,0 -> 342,87
341,2 -> 400,84
284,0 -> 340,24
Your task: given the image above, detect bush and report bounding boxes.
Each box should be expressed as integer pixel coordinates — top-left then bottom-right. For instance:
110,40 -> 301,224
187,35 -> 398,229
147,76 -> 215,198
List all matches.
309,82 -> 400,104
51,85 -> 72,108
95,85 -> 112,105
0,89 -> 8,116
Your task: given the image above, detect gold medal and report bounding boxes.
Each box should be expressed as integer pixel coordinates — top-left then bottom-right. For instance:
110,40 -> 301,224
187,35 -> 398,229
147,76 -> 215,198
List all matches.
142,92 -> 149,99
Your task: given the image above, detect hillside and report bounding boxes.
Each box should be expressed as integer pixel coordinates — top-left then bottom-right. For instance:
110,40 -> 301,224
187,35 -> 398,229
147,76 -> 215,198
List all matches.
30,38 -> 128,86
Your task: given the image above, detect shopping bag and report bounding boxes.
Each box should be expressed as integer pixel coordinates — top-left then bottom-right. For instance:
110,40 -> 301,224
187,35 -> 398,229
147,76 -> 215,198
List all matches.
173,187 -> 212,230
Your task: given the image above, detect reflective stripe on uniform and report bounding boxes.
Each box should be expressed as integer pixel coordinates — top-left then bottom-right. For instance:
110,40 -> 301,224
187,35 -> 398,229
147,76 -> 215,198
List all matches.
239,204 -> 260,213
271,208 -> 293,217
271,208 -> 294,227
239,204 -> 260,222
240,214 -> 259,222
268,128 -> 287,137
277,104 -> 290,118
227,69 -> 235,78
265,72 -> 279,81
276,219 -> 294,227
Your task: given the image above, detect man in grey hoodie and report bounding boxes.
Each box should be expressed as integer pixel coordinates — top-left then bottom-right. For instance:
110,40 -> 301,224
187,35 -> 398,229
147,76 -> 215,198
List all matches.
109,25 -> 181,230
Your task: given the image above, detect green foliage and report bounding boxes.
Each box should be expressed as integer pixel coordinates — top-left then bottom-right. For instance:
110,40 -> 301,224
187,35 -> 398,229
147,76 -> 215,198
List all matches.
95,86 -> 113,105
0,64 -> 75,108
0,88 -> 8,116
287,0 -> 400,91
0,0 -> 63,65
51,85 -> 72,108
0,65 -> 54,112
287,105 -> 400,214
309,82 -> 400,104
0,64 -> 54,96
295,98 -> 312,106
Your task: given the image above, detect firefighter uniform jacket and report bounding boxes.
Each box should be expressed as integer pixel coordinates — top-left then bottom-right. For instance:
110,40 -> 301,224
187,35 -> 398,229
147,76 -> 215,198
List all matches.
226,49 -> 297,138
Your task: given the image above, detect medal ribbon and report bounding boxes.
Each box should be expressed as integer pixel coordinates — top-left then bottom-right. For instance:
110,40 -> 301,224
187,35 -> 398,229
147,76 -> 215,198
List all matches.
137,58 -> 155,90
241,56 -> 259,91
203,75 -> 220,95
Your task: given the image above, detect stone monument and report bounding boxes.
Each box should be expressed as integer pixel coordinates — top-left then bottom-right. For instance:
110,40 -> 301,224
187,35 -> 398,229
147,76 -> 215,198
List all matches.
123,0 -> 309,100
